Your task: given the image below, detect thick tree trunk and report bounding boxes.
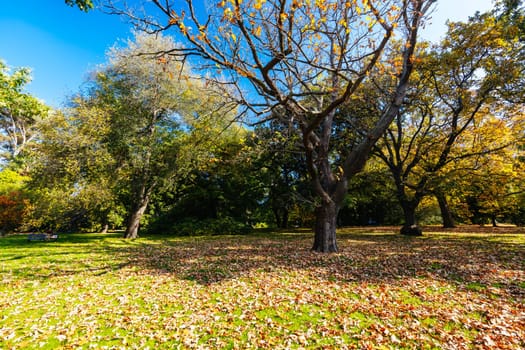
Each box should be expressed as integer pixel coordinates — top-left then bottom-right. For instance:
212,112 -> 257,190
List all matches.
400,201 -> 422,236
312,201 -> 338,253
272,208 -> 282,228
273,207 -> 289,229
101,223 -> 109,234
281,209 -> 289,229
124,196 -> 149,238
436,192 -> 455,228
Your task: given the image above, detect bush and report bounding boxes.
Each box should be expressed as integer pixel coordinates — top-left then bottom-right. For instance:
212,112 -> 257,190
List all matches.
153,217 -> 251,236
0,191 -> 29,234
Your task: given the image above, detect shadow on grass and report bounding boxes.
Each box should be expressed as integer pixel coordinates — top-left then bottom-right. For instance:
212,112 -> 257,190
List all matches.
0,233 -> 136,280
1,229 -> 524,298
130,229 -> 525,298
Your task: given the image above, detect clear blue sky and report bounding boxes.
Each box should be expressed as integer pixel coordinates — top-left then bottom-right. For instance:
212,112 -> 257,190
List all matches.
1,0 -> 493,108
0,1 -> 131,107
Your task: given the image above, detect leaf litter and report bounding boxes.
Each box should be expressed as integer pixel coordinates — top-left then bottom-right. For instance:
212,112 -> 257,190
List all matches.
0,228 -> 523,349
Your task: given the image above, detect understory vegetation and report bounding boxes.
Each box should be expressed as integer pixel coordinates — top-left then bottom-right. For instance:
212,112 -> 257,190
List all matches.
1,228 -> 524,349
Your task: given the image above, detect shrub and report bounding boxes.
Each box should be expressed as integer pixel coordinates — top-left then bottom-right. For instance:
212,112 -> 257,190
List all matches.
153,217 -> 251,236
0,191 -> 29,234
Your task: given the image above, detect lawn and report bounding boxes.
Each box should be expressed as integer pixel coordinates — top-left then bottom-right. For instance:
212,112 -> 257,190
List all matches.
1,227 -> 524,349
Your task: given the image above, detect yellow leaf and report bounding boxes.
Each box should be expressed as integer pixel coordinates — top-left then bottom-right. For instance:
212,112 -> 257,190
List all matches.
254,0 -> 265,10
252,26 -> 262,37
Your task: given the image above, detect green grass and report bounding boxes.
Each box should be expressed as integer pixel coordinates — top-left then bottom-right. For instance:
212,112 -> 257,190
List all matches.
1,228 -> 524,349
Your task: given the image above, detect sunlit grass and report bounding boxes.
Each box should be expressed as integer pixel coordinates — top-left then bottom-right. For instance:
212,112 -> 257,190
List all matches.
1,228 -> 524,349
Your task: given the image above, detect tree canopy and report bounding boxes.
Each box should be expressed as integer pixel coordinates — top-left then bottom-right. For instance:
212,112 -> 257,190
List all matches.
0,61 -> 49,164
64,0 -> 94,12
101,0 -> 437,252
0,0 -> 524,248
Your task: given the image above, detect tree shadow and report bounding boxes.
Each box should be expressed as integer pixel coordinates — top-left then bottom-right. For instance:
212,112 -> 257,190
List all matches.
0,233 -> 135,280
2,230 -> 523,298
125,231 -> 525,298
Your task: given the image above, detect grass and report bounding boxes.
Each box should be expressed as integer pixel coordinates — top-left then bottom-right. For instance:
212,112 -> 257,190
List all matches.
1,227 -> 524,349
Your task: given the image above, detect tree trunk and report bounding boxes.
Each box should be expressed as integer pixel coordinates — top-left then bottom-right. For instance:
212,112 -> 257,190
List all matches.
101,223 -> 109,234
273,207 -> 289,229
436,192 -> 455,228
272,208 -> 282,229
281,209 -> 289,229
400,201 -> 422,236
312,201 -> 338,253
124,191 -> 151,239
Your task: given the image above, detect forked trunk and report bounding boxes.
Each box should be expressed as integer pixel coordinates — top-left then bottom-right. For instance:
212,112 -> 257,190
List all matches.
312,201 -> 338,253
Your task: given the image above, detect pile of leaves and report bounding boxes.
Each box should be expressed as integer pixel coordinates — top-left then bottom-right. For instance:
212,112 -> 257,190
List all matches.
1,228 -> 523,349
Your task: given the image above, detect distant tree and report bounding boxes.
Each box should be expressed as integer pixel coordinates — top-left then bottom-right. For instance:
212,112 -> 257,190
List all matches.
0,169 -> 29,235
340,159 -> 402,226
153,127 -> 266,230
253,121 -> 311,229
0,60 -> 49,164
455,141 -> 525,226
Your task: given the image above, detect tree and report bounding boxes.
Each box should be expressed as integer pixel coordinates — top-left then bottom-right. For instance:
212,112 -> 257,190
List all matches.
75,33 -> 225,238
102,0 -> 436,252
453,139 -> 525,226
150,126 -> 268,233
35,32 -> 236,237
64,0 -> 94,12
27,109 -> 120,232
252,121 -> 311,229
0,60 -> 49,164
373,12 -> 525,235
339,159 -> 403,226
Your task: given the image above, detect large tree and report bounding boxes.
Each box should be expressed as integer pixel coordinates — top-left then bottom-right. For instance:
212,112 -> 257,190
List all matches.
30,33 -> 235,236
373,12 -> 525,234
102,0 -> 436,252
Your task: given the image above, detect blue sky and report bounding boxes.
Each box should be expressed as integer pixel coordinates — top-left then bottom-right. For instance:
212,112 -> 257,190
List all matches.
0,1 -> 131,107
1,0 -> 493,108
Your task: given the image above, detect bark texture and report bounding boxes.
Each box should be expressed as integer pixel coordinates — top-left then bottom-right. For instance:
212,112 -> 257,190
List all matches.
436,192 -> 455,228
312,201 -> 339,253
124,184 -> 152,239
400,200 -> 423,236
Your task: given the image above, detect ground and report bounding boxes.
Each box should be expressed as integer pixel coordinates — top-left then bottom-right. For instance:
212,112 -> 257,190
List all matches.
0,226 -> 524,349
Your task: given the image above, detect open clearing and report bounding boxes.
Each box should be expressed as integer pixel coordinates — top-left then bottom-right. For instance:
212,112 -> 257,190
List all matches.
1,227 -> 524,349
